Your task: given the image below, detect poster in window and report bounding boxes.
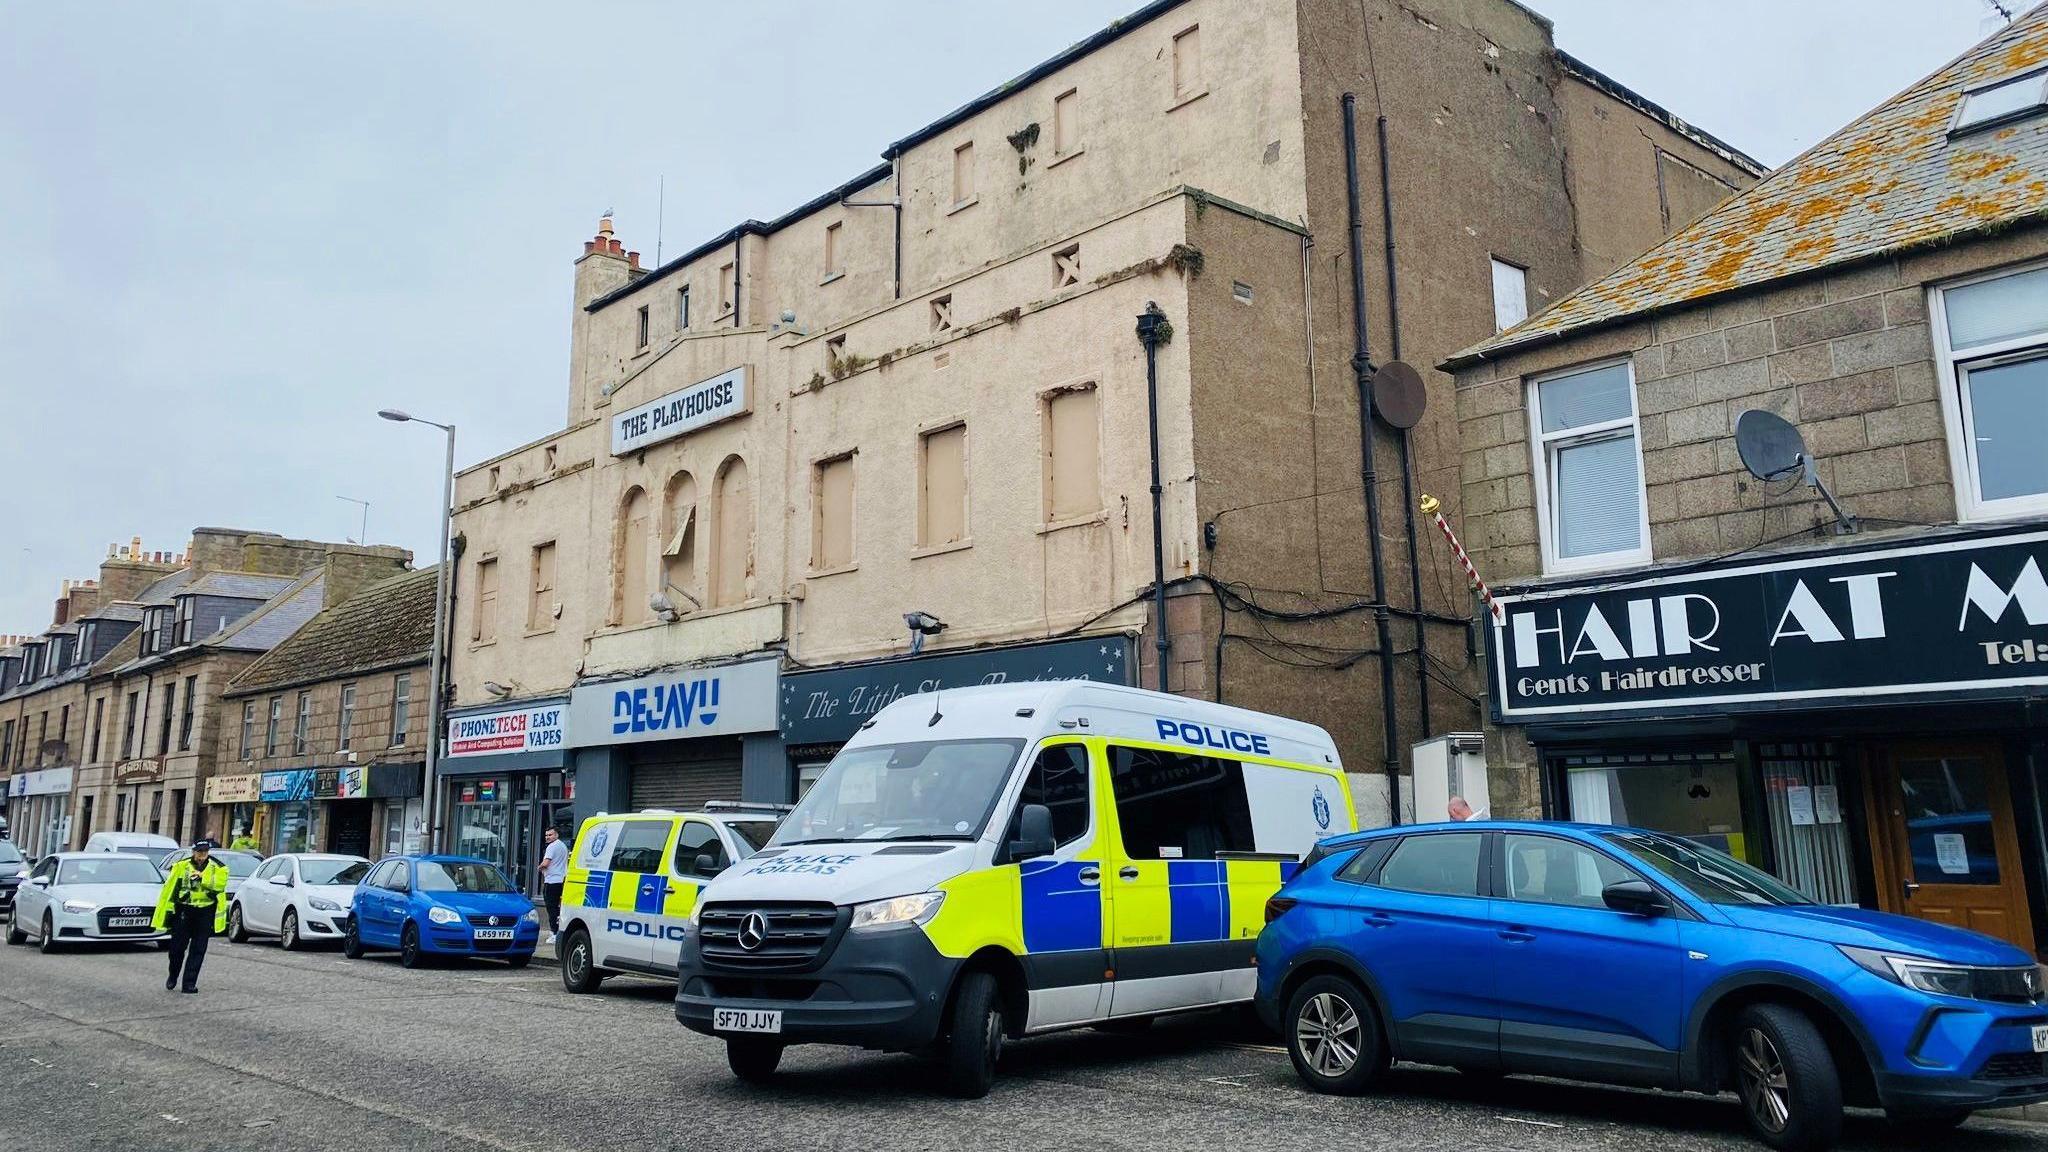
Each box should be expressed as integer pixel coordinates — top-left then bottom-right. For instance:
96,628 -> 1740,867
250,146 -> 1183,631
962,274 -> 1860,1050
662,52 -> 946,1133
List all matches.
1934,833 -> 1970,875
1785,786 -> 1815,826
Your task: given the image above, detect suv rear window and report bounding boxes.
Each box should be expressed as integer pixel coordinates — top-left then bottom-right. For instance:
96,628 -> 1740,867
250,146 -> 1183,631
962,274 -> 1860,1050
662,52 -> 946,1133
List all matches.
1376,833 -> 1483,897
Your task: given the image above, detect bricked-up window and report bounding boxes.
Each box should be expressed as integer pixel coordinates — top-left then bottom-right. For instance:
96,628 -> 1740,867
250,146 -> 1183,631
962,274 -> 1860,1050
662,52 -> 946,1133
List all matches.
952,141 -> 976,207
473,556 -> 499,642
1529,359 -> 1649,573
661,473 -> 697,607
293,690 -> 312,756
1172,25 -> 1202,100
712,455 -> 755,607
339,683 -> 356,751
823,221 -> 843,279
635,305 -> 650,350
718,262 -> 736,314
1054,88 -> 1081,154
528,541 -> 557,631
678,285 -> 690,330
265,695 -> 282,757
1053,244 -> 1081,289
390,673 -> 411,745
1491,258 -> 1529,332
919,423 -> 968,547
930,294 -> 953,333
1931,260 -> 2048,521
178,674 -> 195,751
1044,385 -> 1103,523
614,487 -> 652,626
239,700 -> 253,760
812,453 -> 856,571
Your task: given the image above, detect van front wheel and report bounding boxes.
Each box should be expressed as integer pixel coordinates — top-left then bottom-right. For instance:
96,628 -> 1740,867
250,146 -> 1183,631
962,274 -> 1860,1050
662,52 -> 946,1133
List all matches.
939,970 -> 1004,1099
727,1038 -> 783,1084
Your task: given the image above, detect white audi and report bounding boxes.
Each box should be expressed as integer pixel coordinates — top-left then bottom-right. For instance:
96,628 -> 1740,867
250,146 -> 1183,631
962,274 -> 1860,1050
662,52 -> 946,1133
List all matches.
229,853 -> 370,950
6,852 -> 168,952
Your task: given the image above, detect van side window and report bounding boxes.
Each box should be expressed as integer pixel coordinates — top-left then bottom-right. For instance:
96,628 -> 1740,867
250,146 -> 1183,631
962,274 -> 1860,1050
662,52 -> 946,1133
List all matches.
1377,833 -> 1483,897
675,820 -> 726,879
1108,745 -> 1255,860
609,821 -> 669,874
1016,743 -> 1091,847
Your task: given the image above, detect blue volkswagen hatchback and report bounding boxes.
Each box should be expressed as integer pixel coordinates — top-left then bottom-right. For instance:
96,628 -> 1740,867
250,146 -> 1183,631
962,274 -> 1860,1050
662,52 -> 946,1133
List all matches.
1256,821 -> 2048,1151
343,855 -> 539,968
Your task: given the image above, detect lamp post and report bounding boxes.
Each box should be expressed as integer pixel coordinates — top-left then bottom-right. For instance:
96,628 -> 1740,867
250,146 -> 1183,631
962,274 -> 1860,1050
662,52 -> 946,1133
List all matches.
379,408 -> 454,853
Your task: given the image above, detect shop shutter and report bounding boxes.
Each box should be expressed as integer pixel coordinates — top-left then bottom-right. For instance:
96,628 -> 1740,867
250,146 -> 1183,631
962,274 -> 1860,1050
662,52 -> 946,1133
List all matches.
627,739 -> 745,812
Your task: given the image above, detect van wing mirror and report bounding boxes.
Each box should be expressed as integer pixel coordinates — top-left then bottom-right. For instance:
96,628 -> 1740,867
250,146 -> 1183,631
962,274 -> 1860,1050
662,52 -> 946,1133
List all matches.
1602,878 -> 1670,916
694,852 -> 727,878
1007,803 -> 1056,863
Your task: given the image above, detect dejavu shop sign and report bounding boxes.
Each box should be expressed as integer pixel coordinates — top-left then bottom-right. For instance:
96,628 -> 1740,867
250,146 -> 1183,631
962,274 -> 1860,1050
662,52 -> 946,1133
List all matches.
1491,528 -> 2048,720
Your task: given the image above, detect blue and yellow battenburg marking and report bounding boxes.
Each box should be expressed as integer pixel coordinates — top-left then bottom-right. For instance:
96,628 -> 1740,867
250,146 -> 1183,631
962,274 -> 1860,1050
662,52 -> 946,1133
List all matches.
562,817 -> 701,922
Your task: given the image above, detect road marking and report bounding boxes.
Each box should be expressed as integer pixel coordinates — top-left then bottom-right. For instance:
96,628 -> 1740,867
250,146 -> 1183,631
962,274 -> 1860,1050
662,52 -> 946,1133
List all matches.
159,1113 -> 185,1124
1200,1075 -> 1252,1088
1222,1042 -> 1287,1055
1495,1115 -> 1565,1129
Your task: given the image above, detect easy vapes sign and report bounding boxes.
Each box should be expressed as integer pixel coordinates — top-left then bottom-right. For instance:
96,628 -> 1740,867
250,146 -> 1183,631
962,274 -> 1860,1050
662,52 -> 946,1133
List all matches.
611,366 -> 748,456
1492,528 -> 2048,719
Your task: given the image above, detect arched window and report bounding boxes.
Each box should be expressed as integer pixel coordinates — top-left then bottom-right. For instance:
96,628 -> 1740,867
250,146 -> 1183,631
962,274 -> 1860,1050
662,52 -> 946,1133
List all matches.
711,456 -> 754,607
613,486 -> 652,626
661,471 -> 699,611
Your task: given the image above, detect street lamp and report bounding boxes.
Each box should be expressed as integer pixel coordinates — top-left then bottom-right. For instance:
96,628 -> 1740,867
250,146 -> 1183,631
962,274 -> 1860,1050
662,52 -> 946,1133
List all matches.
380,408 -> 455,854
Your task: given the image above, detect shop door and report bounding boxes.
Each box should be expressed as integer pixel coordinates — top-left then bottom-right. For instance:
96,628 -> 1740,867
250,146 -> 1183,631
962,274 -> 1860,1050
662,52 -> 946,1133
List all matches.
327,801 -> 373,858
1876,742 -> 2036,952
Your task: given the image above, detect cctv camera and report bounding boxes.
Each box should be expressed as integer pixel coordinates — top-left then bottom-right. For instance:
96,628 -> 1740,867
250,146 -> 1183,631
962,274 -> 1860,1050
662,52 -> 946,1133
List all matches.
649,593 -> 681,622
903,611 -> 947,635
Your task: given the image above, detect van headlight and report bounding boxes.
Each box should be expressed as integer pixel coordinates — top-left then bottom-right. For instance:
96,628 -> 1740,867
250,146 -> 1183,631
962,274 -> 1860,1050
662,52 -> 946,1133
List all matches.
427,906 -> 462,925
849,892 -> 945,931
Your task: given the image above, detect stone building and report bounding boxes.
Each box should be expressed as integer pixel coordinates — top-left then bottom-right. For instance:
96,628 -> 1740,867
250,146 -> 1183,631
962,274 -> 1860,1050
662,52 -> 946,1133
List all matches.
217,567 -> 436,859
445,0 -> 1761,870
1443,12 -> 2048,957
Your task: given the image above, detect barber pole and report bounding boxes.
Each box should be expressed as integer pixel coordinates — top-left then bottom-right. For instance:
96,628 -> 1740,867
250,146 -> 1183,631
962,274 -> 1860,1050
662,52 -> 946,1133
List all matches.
1420,494 -> 1502,625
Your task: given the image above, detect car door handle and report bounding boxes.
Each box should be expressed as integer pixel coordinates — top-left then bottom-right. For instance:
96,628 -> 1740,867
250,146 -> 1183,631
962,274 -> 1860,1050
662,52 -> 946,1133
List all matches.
1118,866 -> 1141,881
1362,912 -> 1395,928
1498,928 -> 1537,943
1078,867 -> 1101,885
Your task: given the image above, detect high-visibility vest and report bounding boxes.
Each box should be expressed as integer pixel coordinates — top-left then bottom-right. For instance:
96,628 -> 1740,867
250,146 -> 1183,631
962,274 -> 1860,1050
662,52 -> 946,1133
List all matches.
151,859 -> 230,934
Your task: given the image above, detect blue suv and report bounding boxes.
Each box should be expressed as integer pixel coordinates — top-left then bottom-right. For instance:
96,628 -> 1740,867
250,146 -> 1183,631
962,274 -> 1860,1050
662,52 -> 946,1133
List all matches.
1255,821 -> 2048,1150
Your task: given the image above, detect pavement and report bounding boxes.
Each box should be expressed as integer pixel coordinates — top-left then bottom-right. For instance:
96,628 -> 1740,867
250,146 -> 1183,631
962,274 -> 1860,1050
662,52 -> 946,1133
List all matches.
3,935 -> 2045,1152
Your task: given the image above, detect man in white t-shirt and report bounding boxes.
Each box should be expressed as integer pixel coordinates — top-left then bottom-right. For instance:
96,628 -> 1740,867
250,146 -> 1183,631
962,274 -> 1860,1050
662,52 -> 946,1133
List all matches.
538,826 -> 569,946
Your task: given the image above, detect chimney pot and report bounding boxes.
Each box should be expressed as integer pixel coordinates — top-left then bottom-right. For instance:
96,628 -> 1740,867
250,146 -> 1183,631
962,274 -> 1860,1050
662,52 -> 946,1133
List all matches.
627,250 -> 641,269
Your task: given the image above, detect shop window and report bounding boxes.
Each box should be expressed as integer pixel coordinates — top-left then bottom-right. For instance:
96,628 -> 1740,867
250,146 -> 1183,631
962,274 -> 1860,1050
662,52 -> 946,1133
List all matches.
1107,745 -> 1253,860
1054,87 -> 1081,155
951,140 -> 976,208
660,473 -> 697,611
1530,359 -> 1648,573
675,820 -> 726,879
1043,385 -> 1102,523
608,820 -> 669,874
1931,260 -> 2048,520
390,673 -> 412,745
528,541 -> 557,632
1491,258 -> 1529,332
1172,25 -> 1202,101
473,556 -> 499,642
339,683 -> 356,751
1378,833 -> 1483,897
712,456 -> 754,607
1502,833 -> 1636,908
613,486 -> 653,626
1562,748 -> 1760,864
919,423 -> 968,548
1016,743 -> 1090,847
812,453 -> 856,571
1756,742 -> 1856,903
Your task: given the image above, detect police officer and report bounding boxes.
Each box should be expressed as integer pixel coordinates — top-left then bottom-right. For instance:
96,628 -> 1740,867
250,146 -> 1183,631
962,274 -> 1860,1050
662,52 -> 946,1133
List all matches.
153,839 -> 230,993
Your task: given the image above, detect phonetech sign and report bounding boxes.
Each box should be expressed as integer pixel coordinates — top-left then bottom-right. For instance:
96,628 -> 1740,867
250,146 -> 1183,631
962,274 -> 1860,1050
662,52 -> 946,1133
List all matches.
610,366 -> 748,456
447,703 -> 568,758
1490,526 -> 2048,720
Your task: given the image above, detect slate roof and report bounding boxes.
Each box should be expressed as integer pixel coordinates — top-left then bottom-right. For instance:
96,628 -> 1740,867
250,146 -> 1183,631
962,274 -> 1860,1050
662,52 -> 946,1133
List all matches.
1447,9 -> 2048,367
182,571 -> 297,600
203,572 -> 325,653
227,567 -> 437,694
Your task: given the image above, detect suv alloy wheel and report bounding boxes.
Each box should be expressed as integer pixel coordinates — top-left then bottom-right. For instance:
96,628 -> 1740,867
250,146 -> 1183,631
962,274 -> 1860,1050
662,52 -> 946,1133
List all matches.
1731,1003 -> 1841,1151
1285,974 -> 1385,1094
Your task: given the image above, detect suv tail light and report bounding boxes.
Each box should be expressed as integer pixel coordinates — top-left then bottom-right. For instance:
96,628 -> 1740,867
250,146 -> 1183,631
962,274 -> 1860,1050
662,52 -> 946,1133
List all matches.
1264,896 -> 1298,924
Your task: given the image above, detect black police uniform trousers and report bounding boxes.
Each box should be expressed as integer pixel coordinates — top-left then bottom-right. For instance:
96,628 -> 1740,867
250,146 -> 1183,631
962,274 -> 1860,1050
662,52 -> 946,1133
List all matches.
166,904 -> 216,989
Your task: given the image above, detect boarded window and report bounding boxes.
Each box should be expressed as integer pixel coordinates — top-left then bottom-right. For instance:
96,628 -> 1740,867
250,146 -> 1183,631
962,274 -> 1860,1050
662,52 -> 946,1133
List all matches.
813,454 -> 856,570
616,487 -> 652,625
1491,258 -> 1528,332
678,285 -> 690,329
823,221 -> 843,277
528,542 -> 556,631
719,262 -> 736,312
635,305 -> 650,349
1173,25 -> 1202,99
920,424 -> 967,547
952,141 -> 975,205
1044,386 -> 1101,521
661,472 -> 698,606
713,457 -> 754,606
473,557 -> 499,642
1054,88 -> 1080,153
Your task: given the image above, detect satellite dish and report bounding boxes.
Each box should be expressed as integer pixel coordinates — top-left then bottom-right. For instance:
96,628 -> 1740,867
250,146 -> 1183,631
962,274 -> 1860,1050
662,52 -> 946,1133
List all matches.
1373,360 -> 1427,430
1733,408 -> 1858,535
1734,409 -> 1808,481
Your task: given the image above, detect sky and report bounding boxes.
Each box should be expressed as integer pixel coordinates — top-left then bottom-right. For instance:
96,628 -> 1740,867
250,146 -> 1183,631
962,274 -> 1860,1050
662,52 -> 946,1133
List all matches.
0,0 -> 2009,634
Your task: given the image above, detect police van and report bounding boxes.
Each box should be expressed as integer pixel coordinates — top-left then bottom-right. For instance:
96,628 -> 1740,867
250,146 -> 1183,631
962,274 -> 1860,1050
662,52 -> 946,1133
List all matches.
556,803 -> 786,994
672,681 -> 1355,1097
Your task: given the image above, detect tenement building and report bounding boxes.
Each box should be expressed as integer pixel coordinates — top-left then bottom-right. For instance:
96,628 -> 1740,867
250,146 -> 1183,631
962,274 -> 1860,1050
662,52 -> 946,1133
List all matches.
1444,12 -> 2048,957
447,0 -> 1761,868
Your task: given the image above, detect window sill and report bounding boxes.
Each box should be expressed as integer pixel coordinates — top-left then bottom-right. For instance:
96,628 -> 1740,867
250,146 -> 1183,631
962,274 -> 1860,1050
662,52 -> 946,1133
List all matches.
1047,147 -> 1086,169
522,625 -> 556,638
819,270 -> 846,286
807,562 -> 858,579
469,639 -> 497,651
946,196 -> 980,217
1167,88 -> 1209,114
631,345 -> 651,359
1038,511 -> 1108,535
1539,549 -> 1655,579
910,538 -> 973,560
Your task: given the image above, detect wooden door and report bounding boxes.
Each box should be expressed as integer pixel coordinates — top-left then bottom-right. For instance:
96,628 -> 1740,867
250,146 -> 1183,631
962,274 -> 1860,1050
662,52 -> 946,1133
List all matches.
1874,741 -> 2036,952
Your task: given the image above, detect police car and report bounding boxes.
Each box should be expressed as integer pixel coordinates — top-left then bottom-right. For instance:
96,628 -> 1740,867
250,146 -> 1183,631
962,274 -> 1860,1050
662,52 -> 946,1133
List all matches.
556,803 -> 786,994
671,681 -> 1357,1097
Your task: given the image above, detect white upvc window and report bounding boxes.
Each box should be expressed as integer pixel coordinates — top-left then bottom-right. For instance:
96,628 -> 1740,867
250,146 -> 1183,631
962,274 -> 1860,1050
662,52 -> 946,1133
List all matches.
1929,259 -> 2048,522
1527,358 -> 1651,574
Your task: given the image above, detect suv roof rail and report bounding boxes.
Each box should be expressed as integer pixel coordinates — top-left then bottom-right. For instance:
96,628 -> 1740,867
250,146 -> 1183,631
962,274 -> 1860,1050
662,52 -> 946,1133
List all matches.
701,800 -> 795,813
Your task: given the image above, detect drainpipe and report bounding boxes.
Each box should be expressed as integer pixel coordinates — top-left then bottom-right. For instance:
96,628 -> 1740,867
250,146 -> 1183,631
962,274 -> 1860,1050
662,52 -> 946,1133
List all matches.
1343,93 -> 1402,823
841,155 -> 904,299
1137,301 -> 1172,694
1378,113 -> 1431,738
731,232 -> 743,328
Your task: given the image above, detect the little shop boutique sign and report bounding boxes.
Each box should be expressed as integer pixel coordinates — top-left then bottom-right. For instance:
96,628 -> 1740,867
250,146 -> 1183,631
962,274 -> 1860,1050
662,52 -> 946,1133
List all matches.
611,366 -> 748,456
1492,528 -> 2048,719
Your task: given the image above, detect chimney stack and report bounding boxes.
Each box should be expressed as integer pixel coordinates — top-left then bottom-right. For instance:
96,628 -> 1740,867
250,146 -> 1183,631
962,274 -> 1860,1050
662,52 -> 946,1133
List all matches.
582,215 -> 641,270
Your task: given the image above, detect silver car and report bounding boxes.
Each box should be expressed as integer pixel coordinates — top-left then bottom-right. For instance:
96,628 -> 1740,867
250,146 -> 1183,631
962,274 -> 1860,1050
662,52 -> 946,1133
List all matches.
6,852 -> 168,952
158,848 -> 263,900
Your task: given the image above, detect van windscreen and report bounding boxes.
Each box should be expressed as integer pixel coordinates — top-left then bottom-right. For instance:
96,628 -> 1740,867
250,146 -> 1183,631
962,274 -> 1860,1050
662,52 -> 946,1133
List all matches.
771,739 -> 1025,847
